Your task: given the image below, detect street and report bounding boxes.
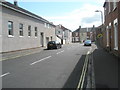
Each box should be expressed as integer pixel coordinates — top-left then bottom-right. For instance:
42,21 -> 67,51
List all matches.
2,43 -> 92,88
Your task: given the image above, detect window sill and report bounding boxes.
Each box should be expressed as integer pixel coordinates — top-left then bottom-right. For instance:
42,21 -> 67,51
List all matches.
114,47 -> 118,50
19,36 -> 24,37
28,36 -> 31,38
106,45 -> 109,47
8,35 -> 14,38
35,37 -> 37,38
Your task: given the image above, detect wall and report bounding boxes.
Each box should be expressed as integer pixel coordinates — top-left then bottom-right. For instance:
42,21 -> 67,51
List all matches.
118,1 -> 120,56
2,6 -> 56,52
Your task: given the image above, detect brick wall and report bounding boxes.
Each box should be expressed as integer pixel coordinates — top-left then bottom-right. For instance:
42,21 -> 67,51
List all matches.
103,2 -> 119,52
118,1 -> 120,57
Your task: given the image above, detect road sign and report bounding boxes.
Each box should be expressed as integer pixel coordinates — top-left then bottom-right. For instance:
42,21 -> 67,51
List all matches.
97,34 -> 103,38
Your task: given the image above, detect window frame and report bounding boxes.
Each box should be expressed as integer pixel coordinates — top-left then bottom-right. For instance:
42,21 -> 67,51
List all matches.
28,25 -> 31,37
19,23 -> 23,36
35,27 -> 38,37
8,21 -> 13,36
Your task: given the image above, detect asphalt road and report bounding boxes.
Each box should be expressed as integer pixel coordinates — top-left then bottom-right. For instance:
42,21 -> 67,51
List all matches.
2,43 -> 91,88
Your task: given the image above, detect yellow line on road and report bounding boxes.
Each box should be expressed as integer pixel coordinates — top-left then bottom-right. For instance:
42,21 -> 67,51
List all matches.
77,50 -> 91,90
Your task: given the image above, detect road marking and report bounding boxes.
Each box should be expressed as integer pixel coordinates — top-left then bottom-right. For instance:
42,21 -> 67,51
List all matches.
56,50 -> 64,55
30,56 -> 51,65
0,72 -> 10,78
77,50 -> 91,90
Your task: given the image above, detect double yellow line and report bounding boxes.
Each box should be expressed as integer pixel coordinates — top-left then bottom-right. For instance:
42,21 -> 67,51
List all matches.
77,51 -> 90,90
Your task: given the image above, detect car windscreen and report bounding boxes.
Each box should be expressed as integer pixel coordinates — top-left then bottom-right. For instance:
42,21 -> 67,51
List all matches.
85,40 -> 91,43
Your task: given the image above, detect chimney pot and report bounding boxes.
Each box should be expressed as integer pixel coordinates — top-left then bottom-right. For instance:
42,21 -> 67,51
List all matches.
14,0 -> 18,6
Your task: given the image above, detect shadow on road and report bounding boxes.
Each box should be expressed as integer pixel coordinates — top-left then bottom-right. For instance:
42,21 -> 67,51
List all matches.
62,55 -> 86,89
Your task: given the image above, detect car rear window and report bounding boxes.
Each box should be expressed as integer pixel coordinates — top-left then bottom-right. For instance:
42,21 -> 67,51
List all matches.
48,41 -> 55,44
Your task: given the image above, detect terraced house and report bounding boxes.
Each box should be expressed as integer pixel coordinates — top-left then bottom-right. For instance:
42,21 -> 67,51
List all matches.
103,1 -> 120,57
0,1 -> 56,53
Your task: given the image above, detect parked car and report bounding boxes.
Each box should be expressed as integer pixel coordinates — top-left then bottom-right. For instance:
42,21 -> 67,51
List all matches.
47,41 -> 62,49
84,40 -> 92,46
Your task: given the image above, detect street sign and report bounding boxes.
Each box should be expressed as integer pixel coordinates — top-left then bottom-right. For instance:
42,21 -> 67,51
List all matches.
97,34 -> 103,38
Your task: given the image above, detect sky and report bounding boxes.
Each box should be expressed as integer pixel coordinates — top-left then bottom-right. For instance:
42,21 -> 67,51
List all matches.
6,0 -> 105,31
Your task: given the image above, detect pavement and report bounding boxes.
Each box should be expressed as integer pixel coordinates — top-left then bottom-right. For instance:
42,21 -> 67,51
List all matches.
0,47 -> 46,61
91,45 -> 119,89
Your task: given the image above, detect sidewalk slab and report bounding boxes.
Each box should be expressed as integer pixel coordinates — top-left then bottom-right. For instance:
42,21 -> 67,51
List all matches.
92,47 -> 119,89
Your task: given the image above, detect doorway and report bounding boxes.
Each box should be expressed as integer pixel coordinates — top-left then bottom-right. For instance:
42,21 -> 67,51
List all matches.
40,32 -> 44,47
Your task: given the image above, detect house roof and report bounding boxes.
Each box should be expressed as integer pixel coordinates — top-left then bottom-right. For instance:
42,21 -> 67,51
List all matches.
73,27 -> 93,33
73,29 -> 79,32
1,1 -> 55,27
57,24 -> 71,31
80,28 -> 92,33
103,2 -> 106,7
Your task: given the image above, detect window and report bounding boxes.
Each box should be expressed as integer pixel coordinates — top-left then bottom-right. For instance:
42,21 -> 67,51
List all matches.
106,26 -> 109,46
114,19 -> 118,50
113,1 -> 117,10
104,7 -> 106,15
58,31 -> 60,34
35,27 -> 37,37
19,23 -> 23,36
108,1 -> 111,13
48,24 -> 50,28
44,23 -> 47,27
8,21 -> 13,36
28,25 -> 31,36
76,33 -> 78,36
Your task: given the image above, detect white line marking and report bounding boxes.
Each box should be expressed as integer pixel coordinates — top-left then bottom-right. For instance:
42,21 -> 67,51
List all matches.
30,56 -> 51,65
0,72 -> 10,78
56,50 -> 64,54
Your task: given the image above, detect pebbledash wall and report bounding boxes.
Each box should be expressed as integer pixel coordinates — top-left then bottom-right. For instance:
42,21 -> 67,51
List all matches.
1,2 -> 56,53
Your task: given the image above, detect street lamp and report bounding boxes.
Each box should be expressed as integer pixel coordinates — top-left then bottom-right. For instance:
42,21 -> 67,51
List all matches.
95,10 -> 104,47
95,10 -> 103,25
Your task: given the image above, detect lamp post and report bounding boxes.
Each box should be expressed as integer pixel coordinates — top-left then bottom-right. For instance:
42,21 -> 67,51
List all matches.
95,10 -> 103,25
95,10 -> 104,47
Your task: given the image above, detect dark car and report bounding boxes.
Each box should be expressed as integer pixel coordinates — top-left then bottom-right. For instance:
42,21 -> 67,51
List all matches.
84,40 -> 92,46
47,41 -> 62,49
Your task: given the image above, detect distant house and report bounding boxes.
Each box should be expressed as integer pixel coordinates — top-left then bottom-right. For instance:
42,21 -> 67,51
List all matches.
55,24 -> 72,44
72,26 -> 93,43
72,27 -> 80,43
0,1 -> 56,53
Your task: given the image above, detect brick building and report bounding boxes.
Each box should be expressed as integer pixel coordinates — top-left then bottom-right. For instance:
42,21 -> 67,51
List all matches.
118,1 -> 120,57
103,1 -> 120,57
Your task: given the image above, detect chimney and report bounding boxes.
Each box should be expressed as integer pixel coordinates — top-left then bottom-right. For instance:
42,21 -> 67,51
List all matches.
14,0 -> 18,6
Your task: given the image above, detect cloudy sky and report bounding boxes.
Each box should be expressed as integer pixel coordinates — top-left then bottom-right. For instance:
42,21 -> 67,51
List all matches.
7,0 -> 105,31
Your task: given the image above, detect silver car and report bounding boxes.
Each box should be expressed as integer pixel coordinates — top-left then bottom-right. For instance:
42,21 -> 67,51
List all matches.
84,40 -> 92,46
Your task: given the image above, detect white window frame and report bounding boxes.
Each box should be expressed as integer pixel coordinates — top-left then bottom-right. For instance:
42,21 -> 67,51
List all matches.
113,1 -> 117,10
44,23 -> 47,28
106,26 -> 109,47
114,19 -> 118,50
8,21 -> 13,36
19,23 -> 23,36
108,1 -> 111,13
35,27 -> 37,37
28,25 -> 31,37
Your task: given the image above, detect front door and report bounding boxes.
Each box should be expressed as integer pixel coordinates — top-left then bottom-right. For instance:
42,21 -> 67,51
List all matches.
40,32 -> 44,47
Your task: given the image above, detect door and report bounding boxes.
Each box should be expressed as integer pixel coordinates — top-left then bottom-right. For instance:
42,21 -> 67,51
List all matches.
40,32 -> 44,47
